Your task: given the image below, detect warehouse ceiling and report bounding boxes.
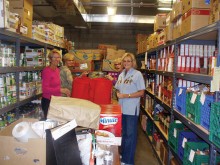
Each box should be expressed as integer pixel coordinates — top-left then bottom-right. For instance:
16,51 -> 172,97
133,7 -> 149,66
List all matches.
33,0 -> 173,31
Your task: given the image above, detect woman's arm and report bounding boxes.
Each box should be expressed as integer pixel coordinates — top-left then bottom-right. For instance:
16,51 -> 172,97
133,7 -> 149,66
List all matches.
117,90 -> 145,99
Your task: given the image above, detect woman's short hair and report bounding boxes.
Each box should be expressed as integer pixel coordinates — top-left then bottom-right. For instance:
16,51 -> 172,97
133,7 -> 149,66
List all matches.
63,53 -> 74,61
48,49 -> 61,60
121,53 -> 137,68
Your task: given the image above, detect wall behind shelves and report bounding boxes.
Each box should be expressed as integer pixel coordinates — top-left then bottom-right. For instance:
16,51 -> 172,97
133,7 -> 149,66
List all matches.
65,26 -> 152,54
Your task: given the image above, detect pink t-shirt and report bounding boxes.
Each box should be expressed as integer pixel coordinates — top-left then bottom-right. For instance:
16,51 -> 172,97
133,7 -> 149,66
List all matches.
42,66 -> 61,99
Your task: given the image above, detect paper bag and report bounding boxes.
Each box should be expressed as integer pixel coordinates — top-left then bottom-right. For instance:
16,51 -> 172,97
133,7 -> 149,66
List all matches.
48,96 -> 101,130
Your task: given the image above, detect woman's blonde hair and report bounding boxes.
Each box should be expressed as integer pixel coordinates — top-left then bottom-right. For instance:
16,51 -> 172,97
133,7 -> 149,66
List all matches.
48,49 -> 61,60
63,53 -> 74,62
121,53 -> 137,69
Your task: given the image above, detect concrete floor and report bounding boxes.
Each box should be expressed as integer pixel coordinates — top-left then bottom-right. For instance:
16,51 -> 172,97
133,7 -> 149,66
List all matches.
135,122 -> 160,165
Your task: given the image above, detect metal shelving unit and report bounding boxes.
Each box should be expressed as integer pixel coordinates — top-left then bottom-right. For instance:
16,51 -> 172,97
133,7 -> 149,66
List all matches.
138,21 -> 220,165
0,29 -> 57,116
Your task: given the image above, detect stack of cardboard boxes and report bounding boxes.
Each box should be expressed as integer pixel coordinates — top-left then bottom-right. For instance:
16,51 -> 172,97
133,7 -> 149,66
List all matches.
0,0 -> 65,47
9,0 -> 33,38
147,0 -> 213,51
136,34 -> 148,54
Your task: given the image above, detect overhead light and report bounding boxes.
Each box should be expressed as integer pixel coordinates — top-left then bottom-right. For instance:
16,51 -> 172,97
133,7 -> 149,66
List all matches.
107,6 -> 117,15
157,7 -> 172,11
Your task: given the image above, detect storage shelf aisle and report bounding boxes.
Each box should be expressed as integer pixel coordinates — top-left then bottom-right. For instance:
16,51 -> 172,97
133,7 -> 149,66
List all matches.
137,19 -> 220,165
135,121 -> 160,165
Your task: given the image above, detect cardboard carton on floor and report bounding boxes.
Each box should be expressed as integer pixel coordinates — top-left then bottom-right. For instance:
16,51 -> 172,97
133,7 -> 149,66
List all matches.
0,118 -> 46,165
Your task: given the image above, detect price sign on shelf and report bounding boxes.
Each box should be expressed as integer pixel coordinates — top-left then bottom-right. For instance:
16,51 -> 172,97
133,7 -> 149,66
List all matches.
211,67 -> 220,92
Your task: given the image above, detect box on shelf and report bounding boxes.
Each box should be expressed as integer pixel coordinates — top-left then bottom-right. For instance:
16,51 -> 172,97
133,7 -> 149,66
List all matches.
96,104 -> 122,146
165,13 -> 173,42
181,8 -> 210,36
152,132 -> 163,151
209,0 -> 220,24
172,18 -> 182,39
182,0 -> 210,14
9,0 -> 33,38
159,142 -> 168,165
171,1 -> 183,22
0,0 -> 10,28
0,118 -> 46,165
154,13 -> 167,32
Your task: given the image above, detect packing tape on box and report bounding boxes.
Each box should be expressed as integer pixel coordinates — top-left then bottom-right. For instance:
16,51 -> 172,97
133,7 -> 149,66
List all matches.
12,121 -> 40,142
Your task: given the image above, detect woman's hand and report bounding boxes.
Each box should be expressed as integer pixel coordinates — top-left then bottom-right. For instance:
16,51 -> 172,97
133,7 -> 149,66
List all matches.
61,88 -> 71,97
80,71 -> 89,77
105,74 -> 114,81
117,92 -> 128,99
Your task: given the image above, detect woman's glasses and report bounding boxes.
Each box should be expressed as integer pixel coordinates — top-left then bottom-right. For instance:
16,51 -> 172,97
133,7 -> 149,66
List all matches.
123,60 -> 132,63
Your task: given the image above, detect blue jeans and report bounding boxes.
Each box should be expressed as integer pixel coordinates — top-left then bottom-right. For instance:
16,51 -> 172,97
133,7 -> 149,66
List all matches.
121,114 -> 139,165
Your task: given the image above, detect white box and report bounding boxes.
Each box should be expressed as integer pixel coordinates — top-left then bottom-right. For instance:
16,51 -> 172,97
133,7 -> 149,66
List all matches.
0,0 -> 10,28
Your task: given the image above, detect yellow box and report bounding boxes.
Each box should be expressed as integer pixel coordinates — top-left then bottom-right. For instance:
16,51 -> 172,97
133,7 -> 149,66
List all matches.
74,51 -> 94,61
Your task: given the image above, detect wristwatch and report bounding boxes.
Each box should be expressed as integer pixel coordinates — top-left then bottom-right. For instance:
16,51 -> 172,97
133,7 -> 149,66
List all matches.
128,94 -> 131,98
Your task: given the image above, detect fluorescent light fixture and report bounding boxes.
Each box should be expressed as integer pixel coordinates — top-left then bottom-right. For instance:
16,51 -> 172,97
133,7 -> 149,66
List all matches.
107,6 -> 117,15
158,0 -> 175,3
157,7 -> 172,11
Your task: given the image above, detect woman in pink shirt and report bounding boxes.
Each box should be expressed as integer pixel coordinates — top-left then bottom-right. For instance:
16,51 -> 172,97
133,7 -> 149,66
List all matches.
41,49 -> 70,120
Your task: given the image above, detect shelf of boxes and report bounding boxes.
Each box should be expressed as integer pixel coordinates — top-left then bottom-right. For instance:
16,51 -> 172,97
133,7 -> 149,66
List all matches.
138,10 -> 220,165
0,27 -> 61,119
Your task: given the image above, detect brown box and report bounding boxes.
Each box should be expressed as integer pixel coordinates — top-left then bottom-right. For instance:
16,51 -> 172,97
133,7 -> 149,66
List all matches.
165,23 -> 173,42
74,51 -> 94,61
171,1 -> 183,22
9,0 -> 33,38
209,0 -> 220,24
181,9 -> 210,36
172,18 -> 182,39
102,59 -> 118,72
154,13 -> 167,32
182,0 -> 210,14
0,118 -> 46,165
170,157 -> 179,165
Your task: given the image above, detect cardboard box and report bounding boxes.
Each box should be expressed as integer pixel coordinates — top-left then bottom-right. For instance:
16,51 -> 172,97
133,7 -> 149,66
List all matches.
181,9 -> 210,36
102,59 -> 118,72
0,118 -> 46,165
154,13 -> 167,32
74,51 -> 94,61
96,104 -> 122,146
106,48 -> 125,60
165,23 -> 173,42
182,0 -> 210,14
0,0 -> 10,28
170,157 -> 179,165
75,49 -> 103,61
73,60 -> 94,71
173,18 -> 182,39
9,0 -> 33,38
